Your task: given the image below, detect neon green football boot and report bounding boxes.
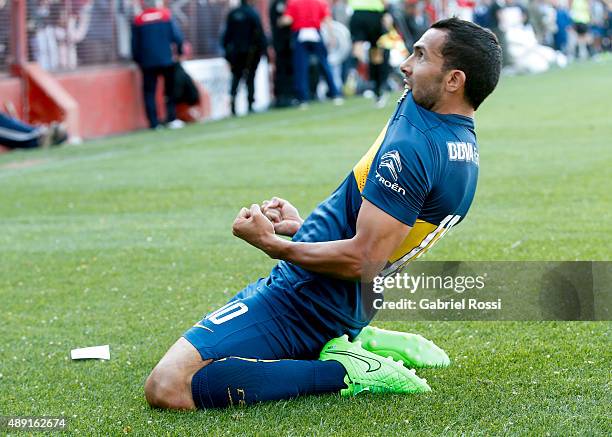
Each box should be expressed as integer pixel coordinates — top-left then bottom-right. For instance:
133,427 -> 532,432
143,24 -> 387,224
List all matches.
319,335 -> 431,396
355,326 -> 451,369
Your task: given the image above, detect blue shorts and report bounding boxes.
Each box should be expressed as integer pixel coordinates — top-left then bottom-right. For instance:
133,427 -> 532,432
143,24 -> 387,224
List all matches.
183,275 -> 361,361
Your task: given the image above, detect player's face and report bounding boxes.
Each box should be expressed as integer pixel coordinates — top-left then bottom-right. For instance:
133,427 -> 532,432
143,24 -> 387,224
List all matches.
400,29 -> 447,110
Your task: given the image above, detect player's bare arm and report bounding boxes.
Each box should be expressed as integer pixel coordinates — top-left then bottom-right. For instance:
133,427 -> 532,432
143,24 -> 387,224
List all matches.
232,199 -> 411,282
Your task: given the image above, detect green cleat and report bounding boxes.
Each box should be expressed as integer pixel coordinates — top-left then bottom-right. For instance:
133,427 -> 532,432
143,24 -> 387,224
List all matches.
355,326 -> 451,369
319,335 -> 431,396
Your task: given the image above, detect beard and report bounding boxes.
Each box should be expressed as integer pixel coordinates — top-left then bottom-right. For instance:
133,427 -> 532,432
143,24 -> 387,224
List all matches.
410,74 -> 444,110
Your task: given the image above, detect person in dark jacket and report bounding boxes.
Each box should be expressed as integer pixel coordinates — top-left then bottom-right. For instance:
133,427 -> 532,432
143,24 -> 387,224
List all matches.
269,0 -> 294,107
222,0 -> 267,115
132,0 -> 184,129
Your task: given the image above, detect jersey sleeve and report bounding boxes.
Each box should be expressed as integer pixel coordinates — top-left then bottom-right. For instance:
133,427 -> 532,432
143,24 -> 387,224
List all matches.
362,129 -> 435,226
170,18 -> 184,54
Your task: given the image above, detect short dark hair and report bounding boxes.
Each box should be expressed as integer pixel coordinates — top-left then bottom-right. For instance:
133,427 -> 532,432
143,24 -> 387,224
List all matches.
431,17 -> 502,110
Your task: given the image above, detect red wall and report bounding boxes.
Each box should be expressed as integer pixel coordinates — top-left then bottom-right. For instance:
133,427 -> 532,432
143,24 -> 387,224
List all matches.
0,63 -> 211,140
0,66 -> 149,139
56,66 -> 149,138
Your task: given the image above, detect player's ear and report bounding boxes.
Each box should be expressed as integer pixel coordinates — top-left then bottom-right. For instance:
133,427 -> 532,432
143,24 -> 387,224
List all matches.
445,69 -> 466,94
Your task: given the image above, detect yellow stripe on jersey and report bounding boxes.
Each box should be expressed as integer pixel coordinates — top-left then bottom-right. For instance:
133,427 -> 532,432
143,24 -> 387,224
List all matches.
351,123 -> 461,271
353,122 -> 389,192
388,219 -> 437,263
383,215 -> 461,275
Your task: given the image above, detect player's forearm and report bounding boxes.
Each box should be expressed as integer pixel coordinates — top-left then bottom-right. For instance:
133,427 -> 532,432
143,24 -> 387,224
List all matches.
284,218 -> 304,237
263,236 -> 366,281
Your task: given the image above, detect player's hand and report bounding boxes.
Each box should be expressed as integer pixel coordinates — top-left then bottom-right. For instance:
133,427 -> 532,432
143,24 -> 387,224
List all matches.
232,204 -> 277,252
261,197 -> 303,237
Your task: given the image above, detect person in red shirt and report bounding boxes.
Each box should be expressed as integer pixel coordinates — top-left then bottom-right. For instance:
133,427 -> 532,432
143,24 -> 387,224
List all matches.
280,0 -> 343,106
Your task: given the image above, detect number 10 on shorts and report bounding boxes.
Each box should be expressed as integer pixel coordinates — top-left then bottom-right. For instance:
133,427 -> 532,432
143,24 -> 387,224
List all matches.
206,301 -> 249,324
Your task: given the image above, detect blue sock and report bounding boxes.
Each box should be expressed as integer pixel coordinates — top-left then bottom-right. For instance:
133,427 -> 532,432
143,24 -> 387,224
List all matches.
191,357 -> 347,408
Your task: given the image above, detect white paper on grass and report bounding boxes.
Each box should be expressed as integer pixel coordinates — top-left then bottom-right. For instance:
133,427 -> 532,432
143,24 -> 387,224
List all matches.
70,345 -> 110,360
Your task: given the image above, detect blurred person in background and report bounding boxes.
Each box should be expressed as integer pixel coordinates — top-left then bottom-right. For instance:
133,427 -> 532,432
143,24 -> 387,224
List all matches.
606,0 -> 612,51
53,0 -> 93,70
222,0 -> 267,115
422,0 -> 437,23
270,0 -> 295,107
500,0 -> 528,26
570,0 -> 591,59
527,0 -> 558,46
116,0 -> 136,60
280,0 -> 343,108
451,0 -> 477,21
590,0 -> 607,54
348,0 -> 388,106
527,0 -> 547,42
375,10 -> 409,95
498,0 -> 567,73
484,0 -> 511,65
331,0 -> 351,25
0,112 -> 67,151
473,0 -> 494,28
132,0 -> 184,129
77,0 -> 113,64
498,0 -> 528,66
330,0 -> 353,89
32,0 -> 59,71
552,0 -> 573,55
402,0 -> 431,49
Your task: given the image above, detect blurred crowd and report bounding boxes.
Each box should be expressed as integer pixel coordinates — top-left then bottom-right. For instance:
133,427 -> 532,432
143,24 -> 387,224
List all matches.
28,0 -> 107,71
243,0 -> 612,107
264,0 -> 612,108
0,0 -> 610,127
0,0 -> 229,72
1,0 -> 606,72
471,0 -> 612,67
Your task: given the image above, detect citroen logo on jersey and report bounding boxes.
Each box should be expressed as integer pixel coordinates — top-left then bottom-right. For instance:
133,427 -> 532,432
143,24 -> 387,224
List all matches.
379,151 -> 402,181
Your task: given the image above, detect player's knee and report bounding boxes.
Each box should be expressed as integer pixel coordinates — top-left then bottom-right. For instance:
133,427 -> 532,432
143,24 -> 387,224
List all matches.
145,338 -> 210,410
144,366 -> 193,410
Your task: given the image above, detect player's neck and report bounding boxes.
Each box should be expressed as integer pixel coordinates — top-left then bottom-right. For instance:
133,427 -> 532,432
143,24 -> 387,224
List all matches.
431,96 -> 474,119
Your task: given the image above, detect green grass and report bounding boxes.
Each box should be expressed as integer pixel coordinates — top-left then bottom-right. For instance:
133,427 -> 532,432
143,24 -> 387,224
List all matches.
1,60 -> 611,435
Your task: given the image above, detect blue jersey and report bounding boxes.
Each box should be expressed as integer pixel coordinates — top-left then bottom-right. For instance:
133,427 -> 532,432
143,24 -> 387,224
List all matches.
184,92 -> 480,360
132,8 -> 184,69
270,91 -> 480,329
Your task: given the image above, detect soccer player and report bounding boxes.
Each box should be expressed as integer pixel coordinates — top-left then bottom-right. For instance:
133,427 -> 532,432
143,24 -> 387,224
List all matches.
144,18 -> 502,410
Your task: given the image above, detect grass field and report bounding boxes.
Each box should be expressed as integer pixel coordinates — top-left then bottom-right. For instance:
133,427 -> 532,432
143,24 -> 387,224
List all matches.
1,60 -> 611,435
